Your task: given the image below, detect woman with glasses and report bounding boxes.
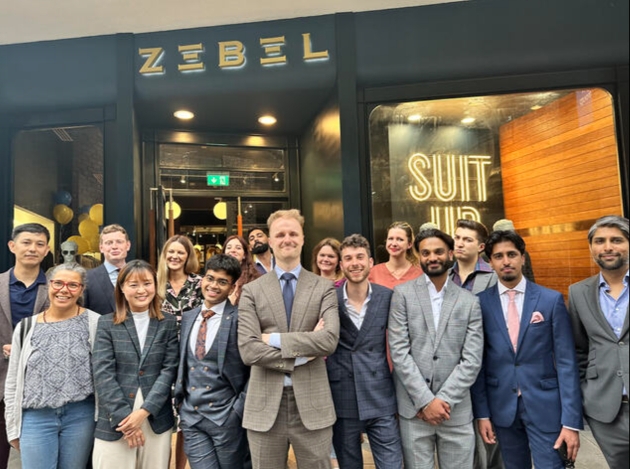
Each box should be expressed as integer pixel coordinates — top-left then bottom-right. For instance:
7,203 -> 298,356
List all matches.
222,235 -> 260,305
4,263 -> 100,469
92,260 -> 178,469
156,235 -> 202,469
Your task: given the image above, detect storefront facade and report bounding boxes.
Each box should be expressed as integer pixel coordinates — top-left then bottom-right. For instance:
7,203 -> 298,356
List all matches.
1,0 -> 628,296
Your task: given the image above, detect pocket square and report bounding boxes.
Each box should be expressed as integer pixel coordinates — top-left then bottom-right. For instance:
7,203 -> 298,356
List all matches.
530,312 -> 544,323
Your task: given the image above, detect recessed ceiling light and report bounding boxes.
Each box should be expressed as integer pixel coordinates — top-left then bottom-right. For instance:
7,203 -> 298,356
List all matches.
461,117 -> 476,124
174,110 -> 194,120
530,105 -> 542,110
408,114 -> 422,122
258,115 -> 277,126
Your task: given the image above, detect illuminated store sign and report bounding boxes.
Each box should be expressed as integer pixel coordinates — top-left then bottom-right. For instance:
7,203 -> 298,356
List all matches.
407,153 -> 492,233
138,33 -> 329,75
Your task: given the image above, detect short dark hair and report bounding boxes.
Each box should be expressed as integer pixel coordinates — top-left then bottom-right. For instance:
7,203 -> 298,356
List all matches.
587,215 -> 629,243
456,219 -> 489,243
414,229 -> 454,252
247,226 -> 268,238
205,254 -> 242,283
484,230 -> 526,258
340,234 -> 371,255
12,223 -> 50,242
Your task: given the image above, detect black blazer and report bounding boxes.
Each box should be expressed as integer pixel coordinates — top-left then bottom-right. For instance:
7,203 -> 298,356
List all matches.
326,283 -> 398,420
93,312 -> 179,441
84,264 -> 116,315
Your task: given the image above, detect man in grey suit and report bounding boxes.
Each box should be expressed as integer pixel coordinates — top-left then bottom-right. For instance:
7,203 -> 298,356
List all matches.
327,234 -> 402,469
175,254 -> 250,468
389,228 -> 483,469
449,219 -> 502,469
238,209 -> 339,469
568,215 -> 629,469
84,224 -> 130,315
0,223 -> 50,469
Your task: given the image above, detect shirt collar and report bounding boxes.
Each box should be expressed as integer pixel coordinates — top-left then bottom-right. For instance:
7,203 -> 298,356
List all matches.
201,299 -> 227,317
103,261 -> 120,275
497,276 -> 527,296
342,281 -> 372,302
274,264 -> 302,280
598,270 -> 630,289
9,268 -> 47,286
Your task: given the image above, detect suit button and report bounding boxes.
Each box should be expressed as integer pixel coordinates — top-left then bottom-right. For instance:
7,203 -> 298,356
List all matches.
208,402 -> 213,407
512,388 -> 518,393
426,379 -> 430,383
129,393 -> 135,398
191,386 -> 196,390
619,342 -> 625,346
369,348 -> 374,352
194,406 -> 198,410
139,370 -> 144,376
204,367 -> 209,371
433,356 -> 438,360
618,371 -> 624,377
206,386 -> 211,390
515,363 -> 520,367
348,373 -> 353,378
190,367 -> 195,371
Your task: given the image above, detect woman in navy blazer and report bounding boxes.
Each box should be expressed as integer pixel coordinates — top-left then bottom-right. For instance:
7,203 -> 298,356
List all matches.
92,260 -> 179,469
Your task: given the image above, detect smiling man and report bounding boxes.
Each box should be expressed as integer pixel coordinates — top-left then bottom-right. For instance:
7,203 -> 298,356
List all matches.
568,215 -> 629,469
247,227 -> 274,274
326,234 -> 402,469
0,223 -> 51,468
174,254 -> 250,469
389,228 -> 483,469
238,209 -> 339,469
472,230 -> 582,469
84,224 -> 131,315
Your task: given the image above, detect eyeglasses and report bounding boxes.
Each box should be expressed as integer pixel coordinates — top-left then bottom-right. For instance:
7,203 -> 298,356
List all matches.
50,280 -> 83,292
203,275 -> 232,287
61,250 -> 76,255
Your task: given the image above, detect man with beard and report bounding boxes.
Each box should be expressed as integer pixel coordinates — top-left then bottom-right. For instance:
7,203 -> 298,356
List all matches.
247,227 -> 274,274
327,234 -> 403,469
389,228 -> 483,469
472,230 -> 582,469
568,215 -> 629,469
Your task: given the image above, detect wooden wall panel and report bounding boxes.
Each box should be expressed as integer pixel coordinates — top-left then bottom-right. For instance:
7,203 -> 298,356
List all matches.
499,88 -> 622,298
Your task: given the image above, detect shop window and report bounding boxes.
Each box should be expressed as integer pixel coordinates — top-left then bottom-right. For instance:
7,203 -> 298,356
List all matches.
159,143 -> 286,193
12,125 -> 104,269
369,88 -> 623,296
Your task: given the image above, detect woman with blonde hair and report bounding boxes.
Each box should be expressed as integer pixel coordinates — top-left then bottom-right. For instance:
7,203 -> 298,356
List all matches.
92,260 -> 179,469
223,234 -> 261,305
368,221 -> 422,289
5,263 -> 100,469
312,237 -> 345,287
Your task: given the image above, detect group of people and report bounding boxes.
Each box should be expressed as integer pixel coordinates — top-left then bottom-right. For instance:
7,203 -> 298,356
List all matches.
0,211 -> 627,469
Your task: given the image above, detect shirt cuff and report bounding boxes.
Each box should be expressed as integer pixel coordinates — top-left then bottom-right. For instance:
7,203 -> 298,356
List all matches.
268,333 -> 281,349
295,357 -> 309,367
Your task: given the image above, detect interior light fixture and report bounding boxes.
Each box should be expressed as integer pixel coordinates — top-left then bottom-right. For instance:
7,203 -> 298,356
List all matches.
408,114 -> 422,122
180,176 -> 186,184
461,117 -> 476,124
272,173 -> 280,182
530,104 -> 542,110
258,115 -> 277,125
174,110 -> 194,120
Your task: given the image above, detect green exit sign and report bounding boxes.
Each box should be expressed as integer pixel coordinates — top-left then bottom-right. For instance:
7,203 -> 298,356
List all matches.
207,173 -> 230,186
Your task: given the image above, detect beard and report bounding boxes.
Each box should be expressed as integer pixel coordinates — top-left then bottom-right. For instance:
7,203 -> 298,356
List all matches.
251,242 -> 270,255
420,259 -> 453,277
595,254 -> 628,271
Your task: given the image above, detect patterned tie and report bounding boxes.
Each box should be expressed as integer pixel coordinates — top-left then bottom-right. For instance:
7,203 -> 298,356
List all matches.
507,290 -> 519,351
281,273 -> 295,325
195,309 -> 215,360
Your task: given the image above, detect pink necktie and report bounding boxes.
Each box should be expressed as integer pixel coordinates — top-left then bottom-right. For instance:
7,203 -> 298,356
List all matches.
507,290 -> 519,351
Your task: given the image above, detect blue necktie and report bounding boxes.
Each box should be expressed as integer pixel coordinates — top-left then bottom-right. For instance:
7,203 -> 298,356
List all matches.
281,273 -> 295,325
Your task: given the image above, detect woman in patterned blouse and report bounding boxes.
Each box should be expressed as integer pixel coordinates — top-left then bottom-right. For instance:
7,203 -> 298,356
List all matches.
156,235 -> 202,469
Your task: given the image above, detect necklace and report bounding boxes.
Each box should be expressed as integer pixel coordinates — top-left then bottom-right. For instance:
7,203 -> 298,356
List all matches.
43,305 -> 81,323
387,262 -> 410,278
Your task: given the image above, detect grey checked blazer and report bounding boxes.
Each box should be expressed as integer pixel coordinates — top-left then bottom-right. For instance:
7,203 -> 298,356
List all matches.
327,283 -> 397,420
174,302 -> 250,418
238,268 -> 339,432
388,276 -> 483,425
0,269 -> 49,400
92,312 -> 179,441
568,274 -> 629,423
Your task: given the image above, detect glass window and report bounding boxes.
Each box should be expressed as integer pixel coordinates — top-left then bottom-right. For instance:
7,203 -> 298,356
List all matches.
13,125 -> 104,268
369,88 -> 623,295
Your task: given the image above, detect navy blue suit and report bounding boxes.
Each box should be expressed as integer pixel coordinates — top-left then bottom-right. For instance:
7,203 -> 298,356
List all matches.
327,283 -> 402,469
471,281 -> 583,469
84,264 -> 116,315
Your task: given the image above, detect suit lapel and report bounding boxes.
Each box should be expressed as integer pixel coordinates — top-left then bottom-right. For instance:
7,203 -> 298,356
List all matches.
123,313 -> 142,357
290,271 -> 316,332
0,273 -> 11,326
336,289 -> 360,345
435,283 -> 457,348
34,283 -> 49,313
518,282 -> 540,350
414,277 -> 436,345
583,276 -> 619,340
217,303 -> 236,372
354,287 -> 379,345
487,286 -> 513,353
140,318 -> 158,364
261,273 -> 288,332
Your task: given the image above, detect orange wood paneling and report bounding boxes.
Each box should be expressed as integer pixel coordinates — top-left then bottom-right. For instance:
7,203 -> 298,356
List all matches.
499,88 -> 623,298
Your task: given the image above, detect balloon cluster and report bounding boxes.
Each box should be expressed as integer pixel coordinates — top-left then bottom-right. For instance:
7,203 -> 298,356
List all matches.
52,190 -> 104,253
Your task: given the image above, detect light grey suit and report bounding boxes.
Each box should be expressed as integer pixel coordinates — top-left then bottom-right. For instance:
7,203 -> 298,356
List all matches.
388,275 -> 483,469
568,273 -> 629,468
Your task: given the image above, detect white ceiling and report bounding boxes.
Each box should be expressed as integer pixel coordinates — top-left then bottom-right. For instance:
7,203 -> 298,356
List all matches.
0,0 -> 462,46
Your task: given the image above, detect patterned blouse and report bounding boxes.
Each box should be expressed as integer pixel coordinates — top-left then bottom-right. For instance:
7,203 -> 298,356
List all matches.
162,273 -> 203,319
23,313 -> 93,409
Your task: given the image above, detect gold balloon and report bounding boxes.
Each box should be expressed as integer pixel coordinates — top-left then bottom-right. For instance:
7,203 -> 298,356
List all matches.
86,234 -> 100,252
67,235 -> 90,255
165,201 -> 182,219
78,213 -> 90,223
89,203 -> 104,225
53,204 -> 73,225
79,219 -> 99,238
213,202 -> 227,220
